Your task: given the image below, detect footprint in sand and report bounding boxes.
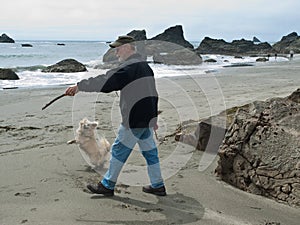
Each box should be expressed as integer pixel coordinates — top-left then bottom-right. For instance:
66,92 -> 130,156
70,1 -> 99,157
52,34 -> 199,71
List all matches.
14,191 -> 36,197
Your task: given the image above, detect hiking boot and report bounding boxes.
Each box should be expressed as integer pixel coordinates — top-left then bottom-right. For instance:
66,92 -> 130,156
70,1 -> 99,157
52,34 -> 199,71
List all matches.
86,182 -> 114,196
142,185 -> 167,196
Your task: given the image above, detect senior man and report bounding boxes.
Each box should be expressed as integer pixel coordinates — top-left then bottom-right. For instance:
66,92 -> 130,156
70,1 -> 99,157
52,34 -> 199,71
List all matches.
65,35 -> 166,196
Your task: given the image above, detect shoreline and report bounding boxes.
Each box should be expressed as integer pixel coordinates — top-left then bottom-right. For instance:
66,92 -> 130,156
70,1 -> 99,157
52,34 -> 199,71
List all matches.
1,58 -> 300,225
1,53 -> 298,91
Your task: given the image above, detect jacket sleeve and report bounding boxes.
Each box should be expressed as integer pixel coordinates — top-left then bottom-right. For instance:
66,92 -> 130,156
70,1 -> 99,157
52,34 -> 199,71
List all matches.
77,65 -> 133,93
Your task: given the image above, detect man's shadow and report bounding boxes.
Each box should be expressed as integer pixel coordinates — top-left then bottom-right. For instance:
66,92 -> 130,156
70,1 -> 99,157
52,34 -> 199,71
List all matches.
88,192 -> 205,225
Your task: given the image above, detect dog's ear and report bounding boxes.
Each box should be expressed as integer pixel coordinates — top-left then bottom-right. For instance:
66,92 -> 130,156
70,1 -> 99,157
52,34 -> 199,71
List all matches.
80,118 -> 88,126
79,120 -> 85,127
91,121 -> 98,128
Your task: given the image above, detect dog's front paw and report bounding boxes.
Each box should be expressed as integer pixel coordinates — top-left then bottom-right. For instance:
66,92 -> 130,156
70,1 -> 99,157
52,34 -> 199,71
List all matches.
67,139 -> 77,144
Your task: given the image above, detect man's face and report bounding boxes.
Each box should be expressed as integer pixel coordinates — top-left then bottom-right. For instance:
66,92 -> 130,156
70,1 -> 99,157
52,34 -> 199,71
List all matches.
115,44 -> 132,61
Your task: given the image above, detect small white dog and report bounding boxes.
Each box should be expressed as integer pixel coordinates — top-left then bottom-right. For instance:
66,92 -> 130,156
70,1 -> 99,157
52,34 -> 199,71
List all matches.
68,118 -> 110,169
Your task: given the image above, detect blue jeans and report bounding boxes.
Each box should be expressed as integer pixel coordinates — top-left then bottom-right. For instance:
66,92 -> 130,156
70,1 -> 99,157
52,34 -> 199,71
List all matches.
101,125 -> 164,190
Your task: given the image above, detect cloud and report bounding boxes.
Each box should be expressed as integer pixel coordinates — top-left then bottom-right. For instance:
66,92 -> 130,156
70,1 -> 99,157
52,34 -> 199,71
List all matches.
0,0 -> 299,41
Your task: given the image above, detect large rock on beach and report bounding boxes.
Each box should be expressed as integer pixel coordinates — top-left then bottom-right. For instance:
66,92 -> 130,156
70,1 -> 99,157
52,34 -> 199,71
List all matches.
272,32 -> 300,54
0,33 -> 14,43
42,59 -> 87,73
174,89 -> 300,207
153,48 -> 202,65
216,89 -> 300,207
0,68 -> 19,80
102,48 -> 118,64
196,37 -> 275,55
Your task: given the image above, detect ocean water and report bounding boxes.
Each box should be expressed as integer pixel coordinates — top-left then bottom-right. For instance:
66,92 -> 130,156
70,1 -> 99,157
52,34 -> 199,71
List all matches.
0,40 -> 289,89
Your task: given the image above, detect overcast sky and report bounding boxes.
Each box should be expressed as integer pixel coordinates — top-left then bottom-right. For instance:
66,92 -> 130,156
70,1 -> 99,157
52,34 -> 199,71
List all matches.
1,0 -> 299,42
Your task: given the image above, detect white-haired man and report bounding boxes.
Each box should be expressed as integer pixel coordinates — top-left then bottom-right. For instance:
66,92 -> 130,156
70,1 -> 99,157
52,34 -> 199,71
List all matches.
65,35 -> 166,196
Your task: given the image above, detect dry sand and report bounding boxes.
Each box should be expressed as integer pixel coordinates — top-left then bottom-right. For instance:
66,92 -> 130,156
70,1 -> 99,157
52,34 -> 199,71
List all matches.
1,57 -> 300,225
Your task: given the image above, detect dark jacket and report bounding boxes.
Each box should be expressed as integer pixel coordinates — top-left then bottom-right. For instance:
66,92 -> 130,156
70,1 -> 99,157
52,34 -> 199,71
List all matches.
77,54 -> 158,128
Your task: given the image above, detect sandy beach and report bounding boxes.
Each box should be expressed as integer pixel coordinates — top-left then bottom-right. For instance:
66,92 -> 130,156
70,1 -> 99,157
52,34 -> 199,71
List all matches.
1,57 -> 300,225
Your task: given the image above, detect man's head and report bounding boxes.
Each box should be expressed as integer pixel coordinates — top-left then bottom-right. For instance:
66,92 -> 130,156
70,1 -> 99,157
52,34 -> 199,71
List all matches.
109,35 -> 136,61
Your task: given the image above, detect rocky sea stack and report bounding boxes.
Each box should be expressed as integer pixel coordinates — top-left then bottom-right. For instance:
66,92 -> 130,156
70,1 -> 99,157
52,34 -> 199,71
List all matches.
102,25 -> 201,65
101,26 -> 300,66
196,37 -> 274,55
150,25 -> 194,49
0,33 -> 14,43
272,32 -> 300,54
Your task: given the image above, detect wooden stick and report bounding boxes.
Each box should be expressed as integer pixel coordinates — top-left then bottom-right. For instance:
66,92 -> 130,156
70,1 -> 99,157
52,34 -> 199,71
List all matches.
42,94 -> 66,110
